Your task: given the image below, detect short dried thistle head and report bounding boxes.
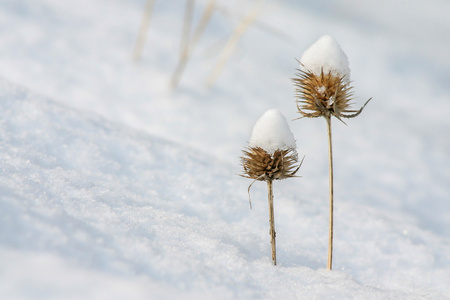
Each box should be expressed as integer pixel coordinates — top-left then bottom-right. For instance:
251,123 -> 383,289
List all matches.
240,146 -> 300,181
293,67 -> 371,122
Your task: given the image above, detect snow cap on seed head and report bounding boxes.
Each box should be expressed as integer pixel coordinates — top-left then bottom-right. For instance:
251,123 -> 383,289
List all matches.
249,109 -> 296,155
241,109 -> 300,182
294,34 -> 371,121
300,35 -> 350,82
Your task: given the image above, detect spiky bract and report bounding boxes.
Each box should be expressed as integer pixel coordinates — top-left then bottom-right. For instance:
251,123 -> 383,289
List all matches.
241,147 -> 299,181
293,69 -> 370,122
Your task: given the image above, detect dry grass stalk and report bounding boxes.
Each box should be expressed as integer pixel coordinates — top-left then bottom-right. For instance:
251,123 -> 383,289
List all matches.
171,0 -> 216,89
216,4 -> 292,44
205,0 -> 263,87
240,146 -> 301,266
134,1 -> 289,89
180,0 -> 195,55
133,0 -> 156,61
293,66 -> 371,270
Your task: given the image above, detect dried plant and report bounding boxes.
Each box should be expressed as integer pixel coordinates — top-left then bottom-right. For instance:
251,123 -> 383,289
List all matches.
134,1 -> 290,89
293,67 -> 371,123
205,0 -> 263,87
171,0 -> 216,89
133,0 -> 156,61
240,146 -> 302,266
293,64 -> 371,271
241,147 -> 299,181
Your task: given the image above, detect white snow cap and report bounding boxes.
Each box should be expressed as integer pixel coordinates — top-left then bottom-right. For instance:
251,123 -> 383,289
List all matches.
300,35 -> 350,81
248,109 -> 296,154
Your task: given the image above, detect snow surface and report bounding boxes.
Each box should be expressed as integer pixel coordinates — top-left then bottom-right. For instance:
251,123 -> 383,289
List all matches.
248,109 -> 296,154
1,0 -> 450,299
300,34 -> 351,80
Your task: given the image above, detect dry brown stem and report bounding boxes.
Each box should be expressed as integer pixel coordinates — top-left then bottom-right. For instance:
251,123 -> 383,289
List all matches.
326,115 -> 334,270
267,179 -> 276,265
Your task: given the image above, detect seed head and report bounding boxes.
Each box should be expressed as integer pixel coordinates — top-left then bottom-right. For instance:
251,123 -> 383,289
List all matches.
240,146 -> 300,181
293,68 -> 370,122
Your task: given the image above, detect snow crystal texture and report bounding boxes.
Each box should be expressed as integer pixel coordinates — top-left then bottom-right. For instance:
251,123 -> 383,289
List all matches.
301,34 -> 351,80
248,109 -> 296,154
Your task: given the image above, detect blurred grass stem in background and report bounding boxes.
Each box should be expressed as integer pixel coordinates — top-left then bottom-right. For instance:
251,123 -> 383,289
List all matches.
133,0 -> 156,61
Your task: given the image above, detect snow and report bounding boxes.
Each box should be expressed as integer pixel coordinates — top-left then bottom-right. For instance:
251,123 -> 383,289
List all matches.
0,0 -> 450,299
300,34 -> 351,80
248,109 -> 296,154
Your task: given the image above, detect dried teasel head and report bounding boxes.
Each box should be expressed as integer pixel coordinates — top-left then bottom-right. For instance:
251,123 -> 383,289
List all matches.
293,67 -> 371,123
240,146 -> 301,181
240,109 -> 303,209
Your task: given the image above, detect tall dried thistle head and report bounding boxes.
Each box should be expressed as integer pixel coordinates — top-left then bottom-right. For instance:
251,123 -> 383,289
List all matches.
240,146 -> 300,181
293,66 -> 371,123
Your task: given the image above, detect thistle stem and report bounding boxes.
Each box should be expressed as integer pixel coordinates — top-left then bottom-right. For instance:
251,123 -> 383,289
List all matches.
267,179 -> 277,266
325,115 -> 334,271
